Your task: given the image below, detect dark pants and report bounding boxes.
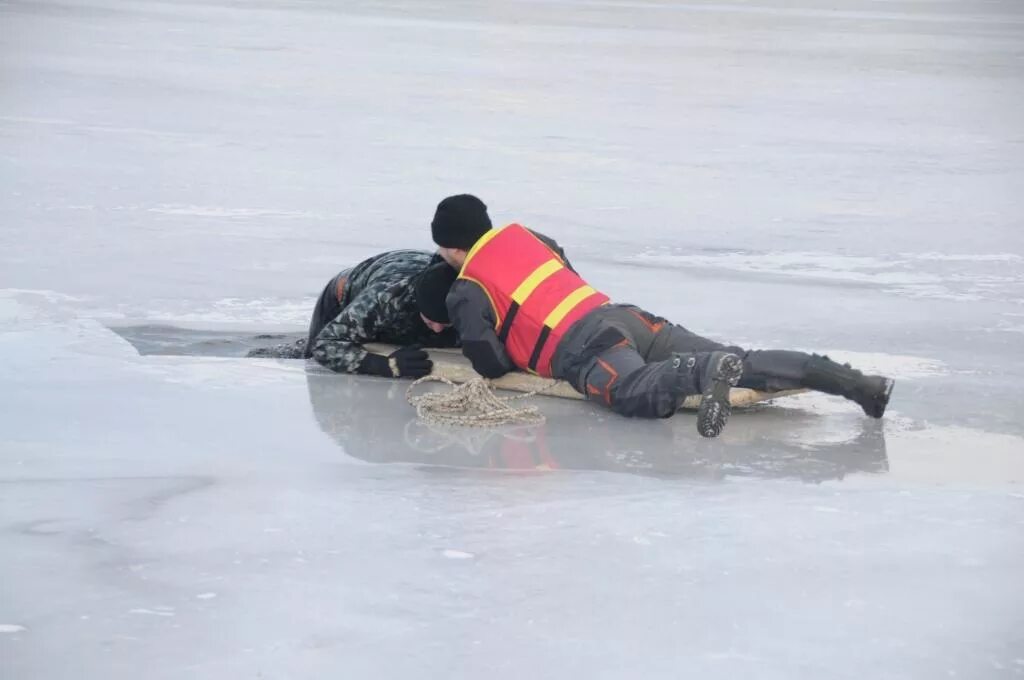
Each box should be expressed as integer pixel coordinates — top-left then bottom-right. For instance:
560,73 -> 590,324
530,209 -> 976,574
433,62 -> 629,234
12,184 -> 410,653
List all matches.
552,304 -> 813,418
303,270 -> 351,358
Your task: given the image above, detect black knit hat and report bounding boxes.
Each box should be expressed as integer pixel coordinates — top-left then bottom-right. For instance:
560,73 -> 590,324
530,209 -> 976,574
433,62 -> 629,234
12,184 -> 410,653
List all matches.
431,194 -> 492,249
415,262 -> 458,324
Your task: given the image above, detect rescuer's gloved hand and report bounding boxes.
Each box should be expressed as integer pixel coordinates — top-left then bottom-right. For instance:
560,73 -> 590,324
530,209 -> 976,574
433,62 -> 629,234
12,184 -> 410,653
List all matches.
358,345 -> 433,378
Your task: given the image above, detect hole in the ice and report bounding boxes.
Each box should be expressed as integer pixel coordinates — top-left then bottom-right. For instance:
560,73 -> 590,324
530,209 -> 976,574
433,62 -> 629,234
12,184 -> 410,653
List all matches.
107,324 -> 305,358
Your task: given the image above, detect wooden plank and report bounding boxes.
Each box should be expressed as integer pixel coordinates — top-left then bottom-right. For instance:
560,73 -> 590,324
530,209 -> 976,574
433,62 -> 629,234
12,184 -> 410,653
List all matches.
367,343 -> 806,410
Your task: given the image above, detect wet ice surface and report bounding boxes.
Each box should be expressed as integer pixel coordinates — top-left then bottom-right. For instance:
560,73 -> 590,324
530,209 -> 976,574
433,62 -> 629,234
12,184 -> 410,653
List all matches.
3,0 -> 1024,678
3,304 -> 1024,679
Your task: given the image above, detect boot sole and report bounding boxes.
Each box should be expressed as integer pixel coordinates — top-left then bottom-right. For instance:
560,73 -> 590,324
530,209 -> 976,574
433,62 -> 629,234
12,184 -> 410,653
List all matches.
697,354 -> 743,438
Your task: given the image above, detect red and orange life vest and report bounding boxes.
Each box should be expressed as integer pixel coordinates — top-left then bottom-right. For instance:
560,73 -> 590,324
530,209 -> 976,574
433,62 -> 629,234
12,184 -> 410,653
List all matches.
458,224 -> 610,377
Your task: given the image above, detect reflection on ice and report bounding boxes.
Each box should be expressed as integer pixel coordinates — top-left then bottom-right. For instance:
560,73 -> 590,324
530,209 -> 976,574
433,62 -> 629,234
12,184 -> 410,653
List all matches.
107,321 -> 1024,487
305,369 -> 889,483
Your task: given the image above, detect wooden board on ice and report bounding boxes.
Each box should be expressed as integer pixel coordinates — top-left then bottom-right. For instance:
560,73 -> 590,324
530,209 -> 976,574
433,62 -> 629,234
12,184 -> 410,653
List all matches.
366,344 -> 807,410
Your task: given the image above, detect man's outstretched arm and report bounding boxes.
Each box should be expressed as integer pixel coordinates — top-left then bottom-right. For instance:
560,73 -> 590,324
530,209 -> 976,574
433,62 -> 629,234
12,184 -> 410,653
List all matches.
310,286 -> 430,378
447,280 -> 514,379
310,286 -> 392,374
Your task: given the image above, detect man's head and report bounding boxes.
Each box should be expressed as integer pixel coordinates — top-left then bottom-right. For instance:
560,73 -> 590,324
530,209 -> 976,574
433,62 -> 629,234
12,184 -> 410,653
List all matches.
431,194 -> 492,269
415,262 -> 457,333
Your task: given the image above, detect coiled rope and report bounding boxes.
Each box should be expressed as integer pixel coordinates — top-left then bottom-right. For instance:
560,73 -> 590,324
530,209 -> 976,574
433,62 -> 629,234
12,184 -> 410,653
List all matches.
406,375 -> 560,427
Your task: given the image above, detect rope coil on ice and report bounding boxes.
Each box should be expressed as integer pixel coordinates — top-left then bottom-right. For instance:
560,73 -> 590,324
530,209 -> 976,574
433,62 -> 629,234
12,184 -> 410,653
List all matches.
406,375 -> 559,427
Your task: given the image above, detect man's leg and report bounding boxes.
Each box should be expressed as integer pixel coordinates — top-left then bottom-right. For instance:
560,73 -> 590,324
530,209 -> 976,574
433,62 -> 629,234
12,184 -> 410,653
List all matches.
652,324 -> 811,392
578,341 -> 669,417
638,309 -> 894,417
553,307 -> 741,434
575,341 -> 742,436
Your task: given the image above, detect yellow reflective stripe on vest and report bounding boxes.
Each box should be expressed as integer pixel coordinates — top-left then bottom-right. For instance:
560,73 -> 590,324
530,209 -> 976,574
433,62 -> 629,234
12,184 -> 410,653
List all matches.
458,228 -> 502,272
543,285 -> 596,328
511,259 -> 562,305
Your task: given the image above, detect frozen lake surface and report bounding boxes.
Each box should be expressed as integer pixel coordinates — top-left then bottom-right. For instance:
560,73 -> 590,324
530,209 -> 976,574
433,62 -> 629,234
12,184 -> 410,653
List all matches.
2,0 -> 1023,677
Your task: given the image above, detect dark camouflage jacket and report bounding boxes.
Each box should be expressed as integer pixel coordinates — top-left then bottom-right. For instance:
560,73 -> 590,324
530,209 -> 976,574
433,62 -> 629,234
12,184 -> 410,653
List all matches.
312,250 -> 458,373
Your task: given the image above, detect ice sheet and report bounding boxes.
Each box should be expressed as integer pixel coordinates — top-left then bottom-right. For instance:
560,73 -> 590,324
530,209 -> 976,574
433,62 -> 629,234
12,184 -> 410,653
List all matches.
2,0 -> 1023,677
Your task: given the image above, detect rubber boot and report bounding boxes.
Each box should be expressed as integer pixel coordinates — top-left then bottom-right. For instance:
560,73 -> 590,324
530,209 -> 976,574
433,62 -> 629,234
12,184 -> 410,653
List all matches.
803,354 -> 895,418
673,351 -> 744,438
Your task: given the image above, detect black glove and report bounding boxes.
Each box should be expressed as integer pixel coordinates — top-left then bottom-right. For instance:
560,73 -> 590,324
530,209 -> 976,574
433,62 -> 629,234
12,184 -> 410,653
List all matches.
358,346 -> 433,379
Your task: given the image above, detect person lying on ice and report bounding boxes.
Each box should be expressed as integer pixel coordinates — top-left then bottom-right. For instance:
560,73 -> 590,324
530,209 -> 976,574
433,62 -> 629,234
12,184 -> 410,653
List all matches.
250,250 -> 460,378
422,194 -> 895,438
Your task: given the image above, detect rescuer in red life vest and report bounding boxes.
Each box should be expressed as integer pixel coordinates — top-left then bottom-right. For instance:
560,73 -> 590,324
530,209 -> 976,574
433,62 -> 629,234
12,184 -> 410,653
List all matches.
425,194 -> 894,438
